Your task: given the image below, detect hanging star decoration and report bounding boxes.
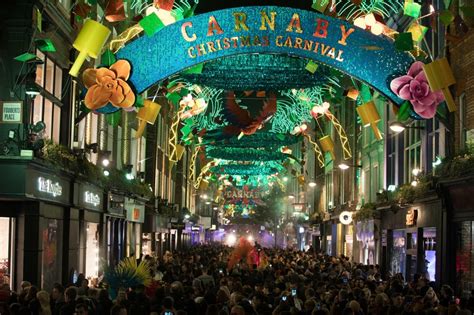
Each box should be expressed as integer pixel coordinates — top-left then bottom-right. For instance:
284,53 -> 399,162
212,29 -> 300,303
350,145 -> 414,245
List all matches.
222,91 -> 277,137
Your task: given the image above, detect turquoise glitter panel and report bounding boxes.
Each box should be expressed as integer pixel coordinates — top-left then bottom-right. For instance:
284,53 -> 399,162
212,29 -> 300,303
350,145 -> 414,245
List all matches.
181,54 -> 332,90
116,6 -> 414,105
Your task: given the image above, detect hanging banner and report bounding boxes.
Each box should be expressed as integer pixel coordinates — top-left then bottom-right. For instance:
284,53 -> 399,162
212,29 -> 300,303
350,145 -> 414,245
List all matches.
224,185 -> 265,205
117,6 -> 413,105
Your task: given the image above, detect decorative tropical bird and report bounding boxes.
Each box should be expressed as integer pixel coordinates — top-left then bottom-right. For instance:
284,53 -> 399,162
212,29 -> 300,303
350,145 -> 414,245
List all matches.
222,91 -> 277,137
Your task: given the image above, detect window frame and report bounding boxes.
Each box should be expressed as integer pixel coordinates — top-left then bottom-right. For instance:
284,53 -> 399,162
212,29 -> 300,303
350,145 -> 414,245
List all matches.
32,50 -> 64,143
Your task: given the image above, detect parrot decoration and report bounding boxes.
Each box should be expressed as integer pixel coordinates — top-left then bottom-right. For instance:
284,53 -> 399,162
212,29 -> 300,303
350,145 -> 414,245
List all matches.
222,91 -> 277,137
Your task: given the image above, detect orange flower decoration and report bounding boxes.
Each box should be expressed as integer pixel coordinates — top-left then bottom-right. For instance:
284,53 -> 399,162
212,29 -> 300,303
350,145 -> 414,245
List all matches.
83,60 -> 135,110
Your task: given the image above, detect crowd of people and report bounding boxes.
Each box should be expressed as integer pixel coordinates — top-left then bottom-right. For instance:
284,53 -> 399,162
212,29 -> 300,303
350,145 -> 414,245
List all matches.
0,242 -> 473,315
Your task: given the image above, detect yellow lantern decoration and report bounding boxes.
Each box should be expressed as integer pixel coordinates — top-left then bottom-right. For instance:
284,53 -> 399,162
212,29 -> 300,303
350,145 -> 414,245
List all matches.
319,135 -> 336,161
357,101 -> 382,140
69,20 -> 111,77
175,144 -> 185,161
135,100 -> 161,138
199,179 -> 209,191
422,58 -> 457,112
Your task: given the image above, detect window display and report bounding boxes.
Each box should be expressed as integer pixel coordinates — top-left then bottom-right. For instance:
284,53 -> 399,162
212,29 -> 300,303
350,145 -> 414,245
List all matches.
42,219 -> 62,290
0,218 -> 13,287
456,221 -> 474,294
391,230 -> 406,277
85,222 -> 99,279
423,228 -> 436,282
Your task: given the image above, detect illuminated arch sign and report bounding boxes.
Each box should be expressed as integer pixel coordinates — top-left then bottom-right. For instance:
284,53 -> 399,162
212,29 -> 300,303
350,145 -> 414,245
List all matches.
116,6 -> 413,105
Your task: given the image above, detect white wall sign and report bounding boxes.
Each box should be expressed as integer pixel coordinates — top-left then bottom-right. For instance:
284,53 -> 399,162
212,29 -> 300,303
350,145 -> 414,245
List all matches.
38,177 -> 63,197
0,101 -> 23,123
84,191 -> 100,207
339,211 -> 353,225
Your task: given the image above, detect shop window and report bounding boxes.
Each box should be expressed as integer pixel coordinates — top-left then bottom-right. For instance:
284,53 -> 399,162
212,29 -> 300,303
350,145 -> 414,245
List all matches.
41,219 -> 63,291
456,221 -> 474,294
325,172 -> 333,211
423,227 -> 436,281
142,233 -> 152,256
107,220 -> 112,265
85,223 -> 99,280
0,218 -> 15,288
391,230 -> 406,277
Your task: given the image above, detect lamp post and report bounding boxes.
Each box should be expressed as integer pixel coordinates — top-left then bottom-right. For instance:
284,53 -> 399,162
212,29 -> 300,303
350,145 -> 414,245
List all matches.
389,122 -> 425,133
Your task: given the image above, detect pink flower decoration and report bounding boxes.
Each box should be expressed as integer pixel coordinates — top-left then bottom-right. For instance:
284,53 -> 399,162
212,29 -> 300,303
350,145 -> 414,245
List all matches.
390,61 -> 444,119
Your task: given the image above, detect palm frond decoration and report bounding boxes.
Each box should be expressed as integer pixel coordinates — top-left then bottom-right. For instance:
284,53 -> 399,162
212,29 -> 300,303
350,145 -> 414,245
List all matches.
104,257 -> 152,298
335,0 -> 404,20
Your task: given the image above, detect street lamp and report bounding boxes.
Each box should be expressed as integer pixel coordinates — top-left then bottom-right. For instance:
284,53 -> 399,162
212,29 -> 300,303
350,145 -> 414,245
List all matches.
389,122 -> 425,133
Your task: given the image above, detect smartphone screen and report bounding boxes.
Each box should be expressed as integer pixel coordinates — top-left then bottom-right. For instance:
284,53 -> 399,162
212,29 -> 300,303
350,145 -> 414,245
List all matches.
282,296 -> 287,301
291,289 -> 296,296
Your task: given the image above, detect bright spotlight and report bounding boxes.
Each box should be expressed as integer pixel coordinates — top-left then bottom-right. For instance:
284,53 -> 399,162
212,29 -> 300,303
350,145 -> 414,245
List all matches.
102,158 -> 110,167
412,168 -> 421,176
184,214 -> 190,219
283,176 -> 288,182
227,234 -> 237,246
389,122 -> 406,133
338,163 -> 350,170
308,181 -> 316,187
247,235 -> 254,242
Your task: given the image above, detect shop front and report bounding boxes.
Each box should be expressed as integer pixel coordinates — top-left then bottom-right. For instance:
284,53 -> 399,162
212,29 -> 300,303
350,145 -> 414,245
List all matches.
440,179 -> 474,294
310,224 -> 322,252
0,160 -> 71,290
379,196 -> 442,283
74,182 -> 104,281
106,192 -> 126,266
355,220 -> 377,265
142,209 -> 157,257
125,197 -> 145,258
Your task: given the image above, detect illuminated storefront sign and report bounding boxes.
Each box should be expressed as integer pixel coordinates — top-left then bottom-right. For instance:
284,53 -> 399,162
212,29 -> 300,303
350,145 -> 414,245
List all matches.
84,191 -> 101,207
37,177 -> 63,197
